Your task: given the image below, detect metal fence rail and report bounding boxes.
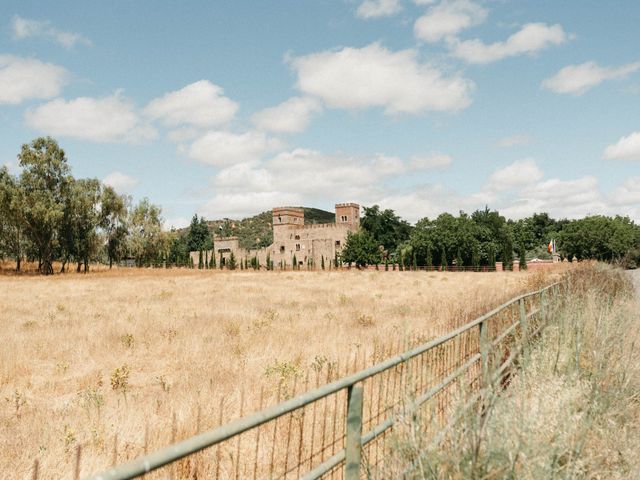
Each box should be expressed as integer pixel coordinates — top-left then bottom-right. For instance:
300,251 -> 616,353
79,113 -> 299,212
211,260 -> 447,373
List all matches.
88,281 -> 563,480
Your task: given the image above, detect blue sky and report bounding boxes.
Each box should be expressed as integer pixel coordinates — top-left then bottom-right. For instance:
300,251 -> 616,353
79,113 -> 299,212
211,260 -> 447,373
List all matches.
1,0 -> 639,227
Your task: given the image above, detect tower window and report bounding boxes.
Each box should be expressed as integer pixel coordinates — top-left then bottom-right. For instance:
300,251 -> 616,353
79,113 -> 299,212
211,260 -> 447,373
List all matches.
295,235 -> 300,240
296,244 -> 301,251
335,240 -> 341,247
280,245 -> 285,253
341,215 -> 348,222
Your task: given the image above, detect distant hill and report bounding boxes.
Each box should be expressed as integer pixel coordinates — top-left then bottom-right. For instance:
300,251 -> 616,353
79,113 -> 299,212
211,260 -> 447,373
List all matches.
187,207 -> 335,250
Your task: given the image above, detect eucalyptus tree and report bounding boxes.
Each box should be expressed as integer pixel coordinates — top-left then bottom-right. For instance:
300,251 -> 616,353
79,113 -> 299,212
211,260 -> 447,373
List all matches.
101,186 -> 129,268
17,137 -> 71,274
0,167 -> 28,271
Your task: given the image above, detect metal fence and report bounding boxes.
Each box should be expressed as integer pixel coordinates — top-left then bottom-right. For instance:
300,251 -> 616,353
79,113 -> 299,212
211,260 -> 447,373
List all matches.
88,281 -> 563,480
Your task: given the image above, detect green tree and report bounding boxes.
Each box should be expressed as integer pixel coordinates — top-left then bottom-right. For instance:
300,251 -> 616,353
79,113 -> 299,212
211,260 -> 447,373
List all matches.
340,230 -> 381,268
0,167 -> 28,271
519,242 -> 527,271
321,255 -> 325,270
361,205 -> 412,255
187,215 -> 212,252
101,186 -> 129,269
129,198 -> 163,267
198,250 -> 203,269
18,137 -> 71,274
228,251 -> 237,270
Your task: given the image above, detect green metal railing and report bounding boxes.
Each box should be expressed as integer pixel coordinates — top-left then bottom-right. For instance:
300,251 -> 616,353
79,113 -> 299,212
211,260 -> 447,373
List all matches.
88,281 -> 563,480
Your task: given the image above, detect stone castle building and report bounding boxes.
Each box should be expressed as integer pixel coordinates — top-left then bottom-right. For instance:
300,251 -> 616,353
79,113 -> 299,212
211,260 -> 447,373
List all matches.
190,203 -> 360,268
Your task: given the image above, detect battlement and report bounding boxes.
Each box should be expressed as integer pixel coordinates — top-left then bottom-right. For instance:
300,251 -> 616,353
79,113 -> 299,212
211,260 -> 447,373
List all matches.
273,206 -> 304,227
335,203 -> 359,209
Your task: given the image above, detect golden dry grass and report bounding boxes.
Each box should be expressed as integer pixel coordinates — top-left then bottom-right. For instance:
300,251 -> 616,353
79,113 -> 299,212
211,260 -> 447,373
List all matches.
0,267 -> 561,478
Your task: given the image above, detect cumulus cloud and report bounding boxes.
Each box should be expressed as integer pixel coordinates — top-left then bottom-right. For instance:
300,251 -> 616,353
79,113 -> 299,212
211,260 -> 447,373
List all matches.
200,191 -> 302,220
409,152 -> 453,170
451,23 -> 568,64
603,131 -> 640,161
0,55 -> 69,105
103,171 -> 138,193
485,159 -> 543,192
542,60 -> 640,96
188,130 -> 283,166
356,0 -> 402,19
496,134 -> 531,148
144,80 -> 238,128
289,42 -> 473,114
11,15 -> 90,48
24,92 -> 157,143
610,177 -> 640,206
414,0 -> 487,43
251,96 -> 322,134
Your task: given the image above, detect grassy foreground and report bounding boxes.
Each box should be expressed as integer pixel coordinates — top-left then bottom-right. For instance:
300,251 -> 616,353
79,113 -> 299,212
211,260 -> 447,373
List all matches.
388,264 -> 640,479
1,268 -> 558,477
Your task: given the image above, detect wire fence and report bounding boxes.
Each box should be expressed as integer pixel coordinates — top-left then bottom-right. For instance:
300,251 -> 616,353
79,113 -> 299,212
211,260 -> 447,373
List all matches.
76,281 -> 563,480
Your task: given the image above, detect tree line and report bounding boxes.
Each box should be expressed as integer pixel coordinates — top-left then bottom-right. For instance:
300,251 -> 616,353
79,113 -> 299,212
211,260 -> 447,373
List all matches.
0,137 -> 178,274
2,138 -> 639,274
341,205 -> 640,269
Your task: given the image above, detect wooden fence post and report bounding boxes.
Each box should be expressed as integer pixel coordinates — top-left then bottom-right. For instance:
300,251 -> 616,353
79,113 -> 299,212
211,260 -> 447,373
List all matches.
345,385 -> 364,480
519,298 -> 528,366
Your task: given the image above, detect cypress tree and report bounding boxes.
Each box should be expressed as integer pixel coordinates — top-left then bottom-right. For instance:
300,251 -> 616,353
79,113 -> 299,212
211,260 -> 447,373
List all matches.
266,252 -> 271,270
440,246 -> 447,271
228,252 -> 237,270
426,246 -> 433,268
219,252 -> 224,269
385,257 -> 389,271
471,244 -> 480,270
211,251 -> 216,269
198,250 -> 203,269
334,252 -> 338,269
456,247 -> 464,271
321,255 -> 325,270
240,258 -> 244,270
503,240 -> 513,271
399,252 -> 404,271
519,242 -> 527,271
270,260 -> 274,270
488,246 -> 496,271
412,252 -> 417,270
204,250 -> 209,270
292,254 -> 297,270
392,261 -> 396,271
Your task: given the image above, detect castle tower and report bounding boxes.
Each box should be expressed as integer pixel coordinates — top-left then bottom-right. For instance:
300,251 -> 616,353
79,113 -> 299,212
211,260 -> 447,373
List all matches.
272,207 -> 304,242
335,203 -> 360,230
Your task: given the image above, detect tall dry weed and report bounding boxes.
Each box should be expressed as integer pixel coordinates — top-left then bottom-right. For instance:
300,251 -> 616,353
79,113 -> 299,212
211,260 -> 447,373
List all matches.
387,264 -> 640,479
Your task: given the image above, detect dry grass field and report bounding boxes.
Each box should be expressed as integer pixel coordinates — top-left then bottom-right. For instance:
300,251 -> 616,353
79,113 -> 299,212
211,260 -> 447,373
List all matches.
0,267 -> 560,478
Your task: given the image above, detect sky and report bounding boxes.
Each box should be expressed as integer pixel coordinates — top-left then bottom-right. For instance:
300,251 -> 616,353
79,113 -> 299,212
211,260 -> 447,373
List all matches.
1,0 -> 639,228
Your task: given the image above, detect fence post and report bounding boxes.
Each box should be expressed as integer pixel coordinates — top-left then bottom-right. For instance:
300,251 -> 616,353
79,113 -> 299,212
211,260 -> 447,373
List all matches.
479,320 -> 489,387
540,289 -> 547,323
345,385 -> 364,480
519,298 -> 528,364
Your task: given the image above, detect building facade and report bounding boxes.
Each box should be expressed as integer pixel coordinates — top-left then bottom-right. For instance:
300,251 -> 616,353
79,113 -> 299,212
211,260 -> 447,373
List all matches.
190,203 -> 360,269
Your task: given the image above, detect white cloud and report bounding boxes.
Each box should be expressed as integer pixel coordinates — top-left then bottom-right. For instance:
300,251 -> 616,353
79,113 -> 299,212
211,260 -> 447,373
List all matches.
144,80 -> 238,128
610,177 -> 640,206
103,171 -> 138,193
251,97 -> 322,134
496,134 -> 531,148
289,42 -> 473,114
0,55 -> 69,105
542,60 -> 640,96
409,152 -> 453,170
486,159 -> 543,192
603,131 -> 640,161
356,0 -> 402,19
200,191 -> 302,220
11,15 -> 90,48
24,92 -> 157,143
414,0 -> 487,43
164,216 -> 191,230
451,23 -> 568,64
188,130 -> 283,166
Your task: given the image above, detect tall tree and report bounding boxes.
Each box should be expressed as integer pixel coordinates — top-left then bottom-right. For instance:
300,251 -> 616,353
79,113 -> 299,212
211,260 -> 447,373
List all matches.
361,205 -> 411,255
0,167 -> 28,271
129,198 -> 163,267
18,137 -> 71,274
101,186 -> 129,269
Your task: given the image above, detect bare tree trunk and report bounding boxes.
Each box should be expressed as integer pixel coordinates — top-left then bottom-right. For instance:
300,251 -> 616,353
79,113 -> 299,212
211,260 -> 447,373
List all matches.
109,257 -> 113,269
84,258 -> 89,273
77,262 -> 82,273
